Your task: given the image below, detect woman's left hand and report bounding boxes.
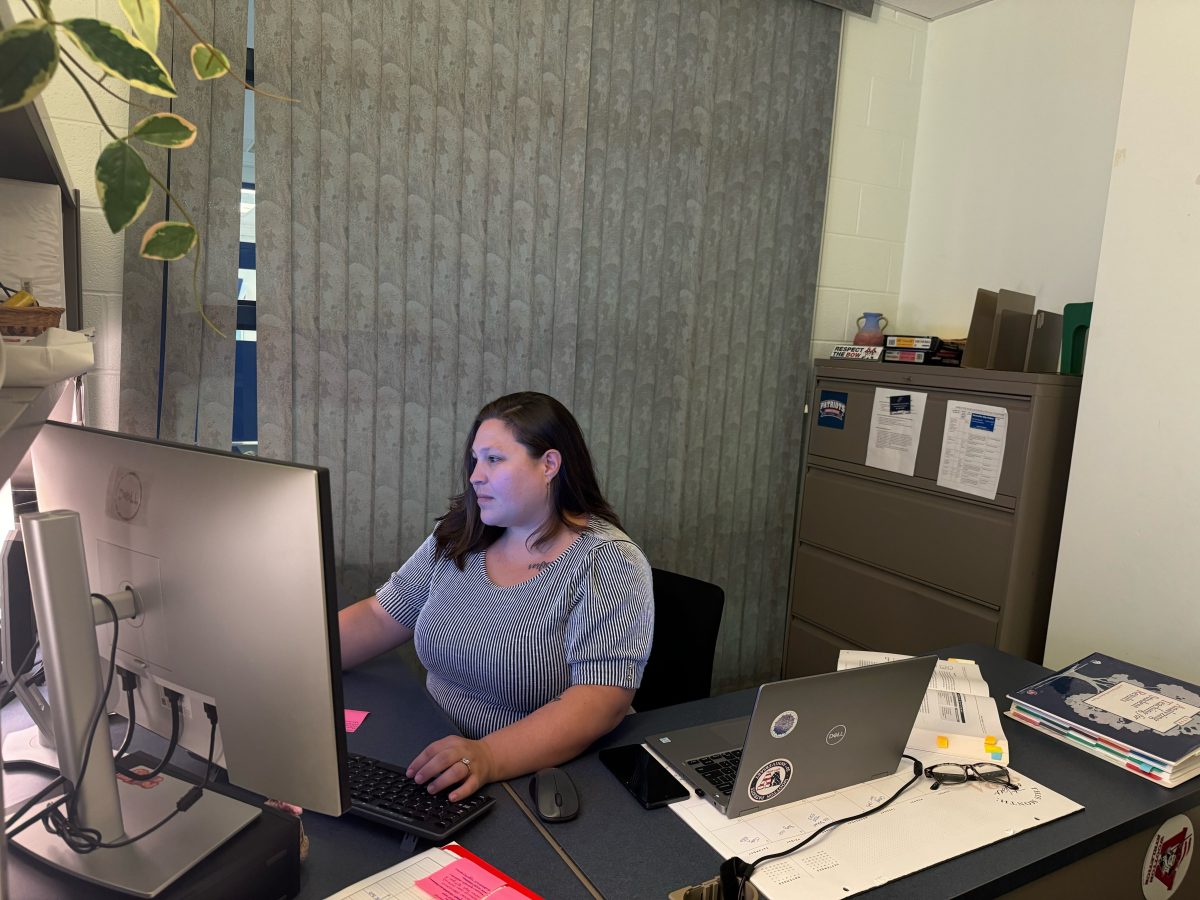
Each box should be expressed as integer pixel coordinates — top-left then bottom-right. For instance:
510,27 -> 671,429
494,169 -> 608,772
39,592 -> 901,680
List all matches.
407,736 -> 494,801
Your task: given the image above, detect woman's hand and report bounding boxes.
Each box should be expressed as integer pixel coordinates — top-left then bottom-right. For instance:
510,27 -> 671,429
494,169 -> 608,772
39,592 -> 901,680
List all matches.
407,736 -> 494,802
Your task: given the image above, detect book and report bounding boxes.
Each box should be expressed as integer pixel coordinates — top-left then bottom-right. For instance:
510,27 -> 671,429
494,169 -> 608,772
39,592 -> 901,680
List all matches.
885,334 -> 940,350
1006,705 -> 1200,788
1007,652 -> 1200,785
881,338 -> 963,366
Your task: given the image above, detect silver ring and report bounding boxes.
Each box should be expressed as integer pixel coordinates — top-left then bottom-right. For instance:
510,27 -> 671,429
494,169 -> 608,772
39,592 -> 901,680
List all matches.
461,756 -> 472,773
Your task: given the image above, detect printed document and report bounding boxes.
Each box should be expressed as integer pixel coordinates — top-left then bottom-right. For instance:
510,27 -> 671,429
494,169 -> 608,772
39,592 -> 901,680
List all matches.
326,845 -> 536,900
838,650 -> 1008,764
837,650 -> 989,698
651,744 -> 1081,899
865,388 -> 926,476
937,400 -> 1008,499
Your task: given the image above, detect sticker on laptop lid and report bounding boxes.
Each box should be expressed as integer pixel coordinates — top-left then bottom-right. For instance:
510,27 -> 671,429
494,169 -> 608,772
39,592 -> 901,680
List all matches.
770,710 -> 798,738
748,759 -> 793,803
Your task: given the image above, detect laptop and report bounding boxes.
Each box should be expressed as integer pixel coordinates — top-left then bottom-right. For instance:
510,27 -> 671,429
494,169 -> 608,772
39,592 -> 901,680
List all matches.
646,655 -> 937,818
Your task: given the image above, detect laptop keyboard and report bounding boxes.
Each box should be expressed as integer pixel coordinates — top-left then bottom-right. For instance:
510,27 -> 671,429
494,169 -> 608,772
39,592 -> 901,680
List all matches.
346,753 -> 495,841
687,748 -> 742,795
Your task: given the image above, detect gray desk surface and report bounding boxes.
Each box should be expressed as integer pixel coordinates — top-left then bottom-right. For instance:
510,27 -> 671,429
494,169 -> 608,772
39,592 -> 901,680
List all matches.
539,643 -> 1200,898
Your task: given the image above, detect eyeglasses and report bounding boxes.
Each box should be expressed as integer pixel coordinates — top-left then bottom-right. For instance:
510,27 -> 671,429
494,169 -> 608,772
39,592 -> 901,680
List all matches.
924,762 -> 1017,791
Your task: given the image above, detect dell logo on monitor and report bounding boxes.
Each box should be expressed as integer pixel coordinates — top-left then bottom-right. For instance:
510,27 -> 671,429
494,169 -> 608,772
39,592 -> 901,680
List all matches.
826,724 -> 847,745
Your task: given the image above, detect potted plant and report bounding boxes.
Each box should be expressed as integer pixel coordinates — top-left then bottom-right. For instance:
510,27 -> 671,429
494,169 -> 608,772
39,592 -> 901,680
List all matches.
0,0 -> 276,331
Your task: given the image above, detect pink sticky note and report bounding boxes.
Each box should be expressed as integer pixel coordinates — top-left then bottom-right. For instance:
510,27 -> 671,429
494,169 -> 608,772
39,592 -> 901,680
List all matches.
344,709 -> 369,733
415,858 -> 505,899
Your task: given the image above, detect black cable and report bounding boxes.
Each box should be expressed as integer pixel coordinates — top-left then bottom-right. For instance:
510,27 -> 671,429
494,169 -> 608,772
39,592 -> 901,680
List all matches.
0,637 -> 42,708
45,704 -> 218,852
4,775 -> 66,833
112,670 -> 139,760
61,594 -> 122,830
731,754 -> 926,900
202,702 -> 219,785
0,280 -> 15,297
116,690 -> 181,781
5,593 -> 118,848
5,592 -> 216,855
1,662 -> 45,710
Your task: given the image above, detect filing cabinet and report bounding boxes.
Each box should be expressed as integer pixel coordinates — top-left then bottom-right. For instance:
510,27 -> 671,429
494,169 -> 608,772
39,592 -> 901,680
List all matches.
783,359 -> 1081,676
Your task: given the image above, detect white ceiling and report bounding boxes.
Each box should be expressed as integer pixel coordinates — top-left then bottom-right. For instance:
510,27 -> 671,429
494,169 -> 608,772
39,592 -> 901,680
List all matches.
877,0 -> 997,21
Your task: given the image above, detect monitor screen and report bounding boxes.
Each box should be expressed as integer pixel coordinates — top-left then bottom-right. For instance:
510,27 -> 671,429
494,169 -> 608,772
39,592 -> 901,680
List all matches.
2,480 -> 39,684
29,423 -> 348,815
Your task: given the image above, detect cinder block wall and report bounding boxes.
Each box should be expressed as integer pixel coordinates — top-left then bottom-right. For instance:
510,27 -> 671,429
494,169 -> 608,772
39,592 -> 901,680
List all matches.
812,6 -> 927,360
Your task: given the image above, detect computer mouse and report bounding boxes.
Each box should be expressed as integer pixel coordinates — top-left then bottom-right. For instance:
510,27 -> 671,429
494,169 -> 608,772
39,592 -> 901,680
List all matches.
529,767 -> 579,823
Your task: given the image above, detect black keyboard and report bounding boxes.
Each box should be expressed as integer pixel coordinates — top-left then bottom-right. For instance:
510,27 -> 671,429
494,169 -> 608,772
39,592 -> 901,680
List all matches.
687,748 -> 742,796
346,753 -> 495,841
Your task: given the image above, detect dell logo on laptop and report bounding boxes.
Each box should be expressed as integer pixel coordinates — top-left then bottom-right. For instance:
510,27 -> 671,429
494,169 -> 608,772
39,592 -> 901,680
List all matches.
826,725 -> 847,745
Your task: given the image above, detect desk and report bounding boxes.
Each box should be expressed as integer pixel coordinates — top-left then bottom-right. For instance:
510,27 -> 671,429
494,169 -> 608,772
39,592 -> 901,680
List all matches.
8,646 -> 1200,898
1,654 -> 591,900
533,643 -> 1200,898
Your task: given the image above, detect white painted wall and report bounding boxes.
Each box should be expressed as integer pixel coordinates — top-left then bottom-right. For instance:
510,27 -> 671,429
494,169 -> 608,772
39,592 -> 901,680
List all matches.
812,6 -> 927,359
1045,0 -> 1200,680
5,0 -> 127,428
897,0 -> 1134,337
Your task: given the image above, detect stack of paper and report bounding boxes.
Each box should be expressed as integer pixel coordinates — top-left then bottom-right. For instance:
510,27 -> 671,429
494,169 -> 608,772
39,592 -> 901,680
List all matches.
1007,652 -> 1200,787
327,842 -> 541,899
838,651 -> 1009,764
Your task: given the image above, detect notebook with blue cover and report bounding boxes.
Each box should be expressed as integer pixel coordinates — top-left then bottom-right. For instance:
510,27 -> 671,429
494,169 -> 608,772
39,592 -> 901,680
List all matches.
1008,652 -> 1200,769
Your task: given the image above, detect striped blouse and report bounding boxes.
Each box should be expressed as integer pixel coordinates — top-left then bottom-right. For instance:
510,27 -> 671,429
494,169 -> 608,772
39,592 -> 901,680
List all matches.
375,518 -> 655,739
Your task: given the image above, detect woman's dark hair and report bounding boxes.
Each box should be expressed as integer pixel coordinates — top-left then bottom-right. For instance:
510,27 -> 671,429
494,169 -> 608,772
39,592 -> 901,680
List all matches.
434,392 -> 621,568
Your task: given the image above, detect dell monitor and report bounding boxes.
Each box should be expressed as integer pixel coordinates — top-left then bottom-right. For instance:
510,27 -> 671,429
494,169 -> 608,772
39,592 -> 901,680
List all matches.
17,422 -> 349,893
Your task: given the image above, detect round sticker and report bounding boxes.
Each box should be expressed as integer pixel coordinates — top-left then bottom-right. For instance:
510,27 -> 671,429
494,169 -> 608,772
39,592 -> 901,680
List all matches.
770,710 -> 798,738
747,758 -> 792,803
1143,814 -> 1194,900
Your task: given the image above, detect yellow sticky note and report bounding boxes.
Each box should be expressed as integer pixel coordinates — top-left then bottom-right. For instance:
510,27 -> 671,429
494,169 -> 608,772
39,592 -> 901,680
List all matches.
936,735 -> 950,749
985,735 -> 997,745
947,658 -> 976,665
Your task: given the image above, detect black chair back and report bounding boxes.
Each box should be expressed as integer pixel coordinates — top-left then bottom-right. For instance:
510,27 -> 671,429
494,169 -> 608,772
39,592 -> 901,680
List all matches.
632,568 -> 724,712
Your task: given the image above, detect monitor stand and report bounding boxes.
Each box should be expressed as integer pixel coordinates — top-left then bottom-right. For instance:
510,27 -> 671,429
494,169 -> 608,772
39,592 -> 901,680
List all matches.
1,522 -> 61,770
10,510 -> 259,897
11,773 -> 258,897
2,724 -> 59,771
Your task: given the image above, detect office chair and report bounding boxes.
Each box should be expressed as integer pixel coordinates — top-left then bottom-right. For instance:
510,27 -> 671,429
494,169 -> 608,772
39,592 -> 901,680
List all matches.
632,568 -> 725,712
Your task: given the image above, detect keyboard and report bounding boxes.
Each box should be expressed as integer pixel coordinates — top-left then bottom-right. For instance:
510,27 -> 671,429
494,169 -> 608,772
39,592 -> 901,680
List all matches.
346,752 -> 495,841
687,748 -> 742,796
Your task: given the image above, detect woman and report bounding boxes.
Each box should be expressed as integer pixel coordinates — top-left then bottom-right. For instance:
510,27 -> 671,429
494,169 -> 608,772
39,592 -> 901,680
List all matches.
339,392 -> 654,802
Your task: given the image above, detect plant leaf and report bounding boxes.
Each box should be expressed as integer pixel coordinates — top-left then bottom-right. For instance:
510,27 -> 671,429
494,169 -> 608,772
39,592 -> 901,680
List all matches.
0,20 -> 58,113
117,0 -> 161,54
96,140 -> 152,233
140,221 -> 197,261
61,18 -> 175,97
132,112 -> 197,148
190,43 -> 230,80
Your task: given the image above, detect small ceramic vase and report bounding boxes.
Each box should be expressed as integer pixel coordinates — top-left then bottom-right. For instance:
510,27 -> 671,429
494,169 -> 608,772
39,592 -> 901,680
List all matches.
853,312 -> 888,346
